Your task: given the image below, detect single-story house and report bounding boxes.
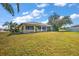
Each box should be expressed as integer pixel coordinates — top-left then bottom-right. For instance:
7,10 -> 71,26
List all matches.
66,25 -> 79,32
0,28 -> 6,32
18,22 -> 53,33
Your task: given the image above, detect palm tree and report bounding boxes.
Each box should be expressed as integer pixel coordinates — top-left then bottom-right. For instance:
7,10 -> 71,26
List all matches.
2,21 -> 10,30
1,3 -> 19,16
11,22 -> 18,33
3,21 -> 18,32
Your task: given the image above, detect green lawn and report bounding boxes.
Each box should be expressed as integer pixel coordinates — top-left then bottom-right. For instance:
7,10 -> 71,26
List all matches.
0,32 -> 79,56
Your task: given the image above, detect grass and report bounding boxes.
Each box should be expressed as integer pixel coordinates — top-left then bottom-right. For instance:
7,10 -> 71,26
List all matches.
0,32 -> 79,56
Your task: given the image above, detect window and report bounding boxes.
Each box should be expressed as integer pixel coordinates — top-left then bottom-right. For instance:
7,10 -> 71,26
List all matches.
26,26 -> 34,30
42,26 -> 46,31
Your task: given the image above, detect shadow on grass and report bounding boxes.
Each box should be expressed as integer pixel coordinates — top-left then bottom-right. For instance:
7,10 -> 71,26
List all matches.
7,33 -> 19,36
7,31 -> 54,36
7,32 -> 38,36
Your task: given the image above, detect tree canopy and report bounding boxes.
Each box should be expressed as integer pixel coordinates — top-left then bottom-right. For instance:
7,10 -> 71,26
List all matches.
3,21 -> 18,33
48,13 -> 73,31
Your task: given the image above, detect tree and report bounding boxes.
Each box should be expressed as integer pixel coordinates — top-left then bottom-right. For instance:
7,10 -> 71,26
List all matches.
48,13 -> 72,31
1,3 -> 20,33
3,21 -> 18,33
48,13 -> 60,31
62,16 -> 72,25
1,3 -> 19,16
2,21 -> 10,30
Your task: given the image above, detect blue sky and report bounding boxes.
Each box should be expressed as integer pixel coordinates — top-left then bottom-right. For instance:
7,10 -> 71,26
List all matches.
0,3 -> 79,28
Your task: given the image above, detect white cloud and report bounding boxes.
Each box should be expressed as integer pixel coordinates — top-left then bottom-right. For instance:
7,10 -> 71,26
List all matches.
0,25 -> 3,28
0,25 -> 6,29
31,9 -> 44,17
59,16 -> 64,19
36,3 -> 49,8
54,3 -> 67,7
41,19 -> 48,23
70,13 -> 79,19
13,15 -> 33,23
22,11 -> 29,15
13,9 -> 46,23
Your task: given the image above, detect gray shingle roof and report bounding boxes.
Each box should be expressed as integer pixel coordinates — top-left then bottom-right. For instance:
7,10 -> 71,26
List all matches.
20,22 -> 51,26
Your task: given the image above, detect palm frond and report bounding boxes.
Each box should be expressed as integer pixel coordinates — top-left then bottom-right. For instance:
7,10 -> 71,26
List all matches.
2,22 -> 9,26
1,3 -> 14,16
16,3 -> 19,12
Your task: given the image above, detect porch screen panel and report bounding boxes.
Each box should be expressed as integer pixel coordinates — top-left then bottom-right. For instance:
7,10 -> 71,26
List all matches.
26,26 -> 34,30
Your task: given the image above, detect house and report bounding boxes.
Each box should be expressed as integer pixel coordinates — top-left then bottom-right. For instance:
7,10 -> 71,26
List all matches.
0,28 -> 6,32
66,25 -> 79,32
18,22 -> 53,33
0,28 -> 4,32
